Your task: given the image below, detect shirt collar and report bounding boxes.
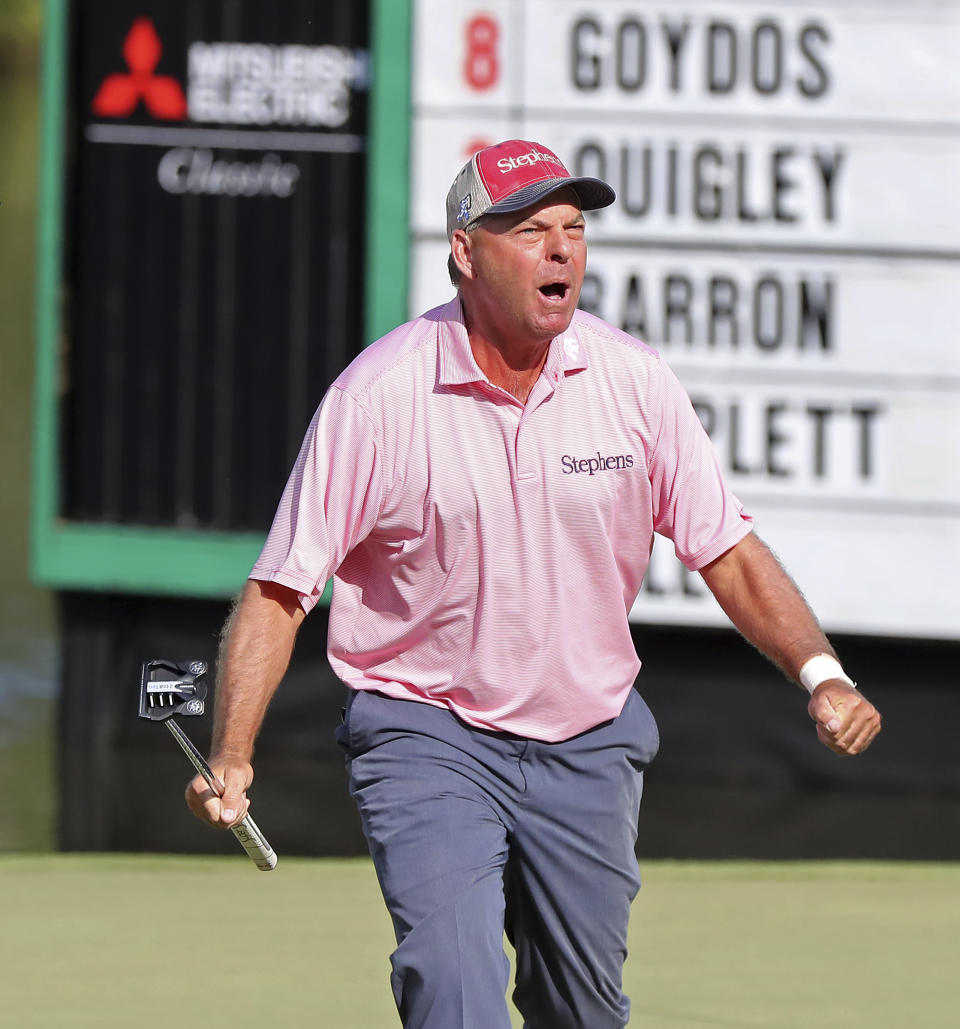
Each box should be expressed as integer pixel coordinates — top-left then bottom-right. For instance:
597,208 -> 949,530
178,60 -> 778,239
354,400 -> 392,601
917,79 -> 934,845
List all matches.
437,296 -> 486,385
437,297 -> 590,387
548,322 -> 589,382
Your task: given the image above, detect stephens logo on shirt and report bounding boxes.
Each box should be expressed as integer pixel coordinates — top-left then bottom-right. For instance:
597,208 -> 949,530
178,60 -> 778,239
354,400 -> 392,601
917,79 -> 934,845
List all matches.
561,452 -> 635,476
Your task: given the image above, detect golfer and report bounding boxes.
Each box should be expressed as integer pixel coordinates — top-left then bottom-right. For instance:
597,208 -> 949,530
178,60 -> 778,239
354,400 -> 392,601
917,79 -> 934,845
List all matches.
187,139 -> 881,1028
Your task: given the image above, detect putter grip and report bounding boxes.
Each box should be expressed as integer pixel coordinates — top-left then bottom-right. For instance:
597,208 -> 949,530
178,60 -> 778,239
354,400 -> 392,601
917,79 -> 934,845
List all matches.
230,814 -> 277,871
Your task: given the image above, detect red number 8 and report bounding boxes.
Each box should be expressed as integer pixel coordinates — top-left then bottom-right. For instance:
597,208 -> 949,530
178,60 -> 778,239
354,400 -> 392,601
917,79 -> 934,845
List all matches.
464,14 -> 499,91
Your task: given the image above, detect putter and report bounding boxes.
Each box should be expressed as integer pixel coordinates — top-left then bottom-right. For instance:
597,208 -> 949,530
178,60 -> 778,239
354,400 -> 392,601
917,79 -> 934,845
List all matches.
139,658 -> 277,871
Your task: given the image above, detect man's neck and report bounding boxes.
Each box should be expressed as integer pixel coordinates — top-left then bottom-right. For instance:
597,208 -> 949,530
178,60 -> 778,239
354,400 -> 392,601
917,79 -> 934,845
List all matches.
460,296 -> 552,404
468,330 -> 551,404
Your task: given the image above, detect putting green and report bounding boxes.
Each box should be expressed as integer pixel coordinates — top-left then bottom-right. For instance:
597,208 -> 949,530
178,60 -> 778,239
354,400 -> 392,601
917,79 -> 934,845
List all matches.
1,856 -> 956,1027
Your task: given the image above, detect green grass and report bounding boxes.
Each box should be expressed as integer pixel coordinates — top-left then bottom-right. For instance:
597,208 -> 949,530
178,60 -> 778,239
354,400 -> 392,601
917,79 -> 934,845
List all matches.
1,857 -> 957,1028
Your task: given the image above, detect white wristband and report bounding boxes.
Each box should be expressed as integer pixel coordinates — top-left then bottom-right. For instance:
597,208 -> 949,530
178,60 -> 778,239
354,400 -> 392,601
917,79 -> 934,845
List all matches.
798,654 -> 856,695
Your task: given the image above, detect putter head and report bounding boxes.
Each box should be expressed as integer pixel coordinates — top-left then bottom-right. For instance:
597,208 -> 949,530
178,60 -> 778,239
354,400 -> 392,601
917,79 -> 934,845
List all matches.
139,659 -> 209,722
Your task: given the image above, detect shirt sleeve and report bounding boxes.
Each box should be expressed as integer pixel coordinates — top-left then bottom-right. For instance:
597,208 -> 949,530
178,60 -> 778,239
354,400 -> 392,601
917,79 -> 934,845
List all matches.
249,385 -> 383,611
647,360 -> 753,570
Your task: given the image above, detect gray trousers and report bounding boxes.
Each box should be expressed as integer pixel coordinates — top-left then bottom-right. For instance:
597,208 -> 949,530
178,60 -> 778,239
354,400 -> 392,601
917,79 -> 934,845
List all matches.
335,688 -> 659,1029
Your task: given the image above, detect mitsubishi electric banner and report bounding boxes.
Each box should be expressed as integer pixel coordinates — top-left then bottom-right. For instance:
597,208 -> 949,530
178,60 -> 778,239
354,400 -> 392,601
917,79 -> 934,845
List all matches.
408,0 -> 960,641
67,3 -> 368,532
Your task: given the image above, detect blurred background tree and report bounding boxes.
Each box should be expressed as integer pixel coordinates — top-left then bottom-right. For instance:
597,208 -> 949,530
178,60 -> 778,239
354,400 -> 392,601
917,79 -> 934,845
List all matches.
0,0 -> 55,853
0,0 -> 41,70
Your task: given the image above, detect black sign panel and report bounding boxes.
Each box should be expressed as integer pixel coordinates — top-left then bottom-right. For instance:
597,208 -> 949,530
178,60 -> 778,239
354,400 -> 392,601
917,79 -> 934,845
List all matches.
63,1 -> 369,530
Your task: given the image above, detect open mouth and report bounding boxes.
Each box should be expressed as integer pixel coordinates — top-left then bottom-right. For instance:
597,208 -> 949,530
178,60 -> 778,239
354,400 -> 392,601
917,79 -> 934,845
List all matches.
539,282 -> 568,301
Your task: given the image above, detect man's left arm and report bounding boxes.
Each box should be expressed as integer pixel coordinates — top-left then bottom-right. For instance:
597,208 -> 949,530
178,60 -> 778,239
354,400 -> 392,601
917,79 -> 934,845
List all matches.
699,531 -> 882,756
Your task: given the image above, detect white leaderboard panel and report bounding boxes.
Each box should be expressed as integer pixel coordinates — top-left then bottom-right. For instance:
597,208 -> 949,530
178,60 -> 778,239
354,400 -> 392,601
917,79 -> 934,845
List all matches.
410,0 -> 960,640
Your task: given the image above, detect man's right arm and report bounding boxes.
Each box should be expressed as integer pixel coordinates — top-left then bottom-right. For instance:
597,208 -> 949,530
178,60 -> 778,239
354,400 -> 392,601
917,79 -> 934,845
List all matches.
184,578 -> 306,829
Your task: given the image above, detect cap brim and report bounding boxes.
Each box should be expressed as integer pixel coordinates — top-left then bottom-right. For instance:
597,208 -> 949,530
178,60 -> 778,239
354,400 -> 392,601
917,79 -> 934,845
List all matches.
484,176 -> 616,217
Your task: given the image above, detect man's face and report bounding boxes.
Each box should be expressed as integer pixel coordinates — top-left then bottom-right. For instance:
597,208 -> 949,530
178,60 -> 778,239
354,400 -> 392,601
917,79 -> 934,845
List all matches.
456,188 -> 588,349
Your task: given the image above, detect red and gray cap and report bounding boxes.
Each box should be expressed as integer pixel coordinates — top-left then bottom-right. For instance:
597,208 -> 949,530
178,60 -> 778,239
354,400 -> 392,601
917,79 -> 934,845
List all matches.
445,139 -> 616,238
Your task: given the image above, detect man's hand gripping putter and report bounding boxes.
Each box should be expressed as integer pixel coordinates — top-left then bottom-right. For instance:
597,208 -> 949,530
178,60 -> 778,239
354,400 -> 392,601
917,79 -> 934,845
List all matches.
139,659 -> 277,871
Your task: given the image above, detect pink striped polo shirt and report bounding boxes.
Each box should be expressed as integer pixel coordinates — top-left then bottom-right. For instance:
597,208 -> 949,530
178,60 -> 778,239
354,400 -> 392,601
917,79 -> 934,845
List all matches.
251,297 -> 752,741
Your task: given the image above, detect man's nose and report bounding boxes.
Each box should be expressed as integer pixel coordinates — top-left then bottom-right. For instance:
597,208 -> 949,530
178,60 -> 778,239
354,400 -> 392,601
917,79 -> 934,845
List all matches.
547,226 -> 573,261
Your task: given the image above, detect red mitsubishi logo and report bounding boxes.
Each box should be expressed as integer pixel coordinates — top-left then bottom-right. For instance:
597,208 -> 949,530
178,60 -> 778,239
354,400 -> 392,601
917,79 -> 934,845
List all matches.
92,18 -> 187,120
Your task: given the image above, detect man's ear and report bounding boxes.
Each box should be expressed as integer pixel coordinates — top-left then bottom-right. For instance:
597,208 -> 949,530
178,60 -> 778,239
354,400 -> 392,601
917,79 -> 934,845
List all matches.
450,228 -> 475,281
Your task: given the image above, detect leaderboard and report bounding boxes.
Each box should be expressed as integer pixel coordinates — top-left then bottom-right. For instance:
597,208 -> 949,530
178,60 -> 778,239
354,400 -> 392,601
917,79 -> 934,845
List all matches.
408,0 -> 960,640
